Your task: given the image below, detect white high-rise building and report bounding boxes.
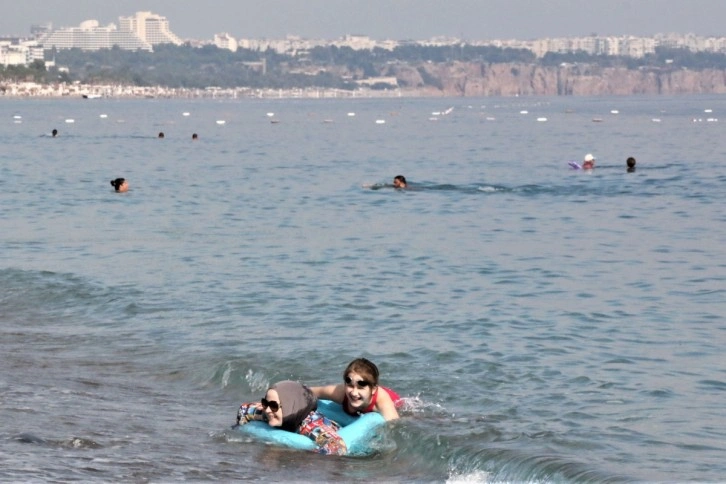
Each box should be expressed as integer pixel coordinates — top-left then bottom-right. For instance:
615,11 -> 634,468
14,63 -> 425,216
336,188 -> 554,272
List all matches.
214,33 -> 237,52
119,11 -> 183,46
38,20 -> 152,51
38,11 -> 182,52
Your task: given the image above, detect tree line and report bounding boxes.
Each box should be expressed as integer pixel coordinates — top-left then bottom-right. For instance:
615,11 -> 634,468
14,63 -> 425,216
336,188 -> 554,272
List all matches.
3,43 -> 726,90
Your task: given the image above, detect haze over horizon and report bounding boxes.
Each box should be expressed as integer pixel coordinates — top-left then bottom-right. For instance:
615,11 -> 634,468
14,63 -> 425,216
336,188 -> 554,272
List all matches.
2,0 -> 725,42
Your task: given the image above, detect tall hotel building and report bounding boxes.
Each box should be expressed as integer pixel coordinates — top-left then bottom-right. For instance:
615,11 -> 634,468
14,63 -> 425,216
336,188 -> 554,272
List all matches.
38,11 -> 183,51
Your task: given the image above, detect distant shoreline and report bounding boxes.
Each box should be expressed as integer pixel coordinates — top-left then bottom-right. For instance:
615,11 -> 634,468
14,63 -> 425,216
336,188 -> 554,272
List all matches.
0,82 -> 427,100
4,65 -> 726,100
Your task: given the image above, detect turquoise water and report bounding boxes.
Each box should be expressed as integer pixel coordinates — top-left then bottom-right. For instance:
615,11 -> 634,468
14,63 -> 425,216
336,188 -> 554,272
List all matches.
1,95 -> 724,482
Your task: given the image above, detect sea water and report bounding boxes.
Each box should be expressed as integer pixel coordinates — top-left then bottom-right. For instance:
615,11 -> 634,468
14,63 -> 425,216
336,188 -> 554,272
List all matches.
0,94 -> 724,482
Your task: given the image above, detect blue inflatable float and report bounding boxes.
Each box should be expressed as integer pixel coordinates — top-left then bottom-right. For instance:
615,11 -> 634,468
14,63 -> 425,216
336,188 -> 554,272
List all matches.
237,399 -> 386,455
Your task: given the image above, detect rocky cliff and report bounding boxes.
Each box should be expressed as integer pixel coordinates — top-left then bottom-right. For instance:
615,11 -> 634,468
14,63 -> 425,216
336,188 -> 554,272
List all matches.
389,62 -> 726,96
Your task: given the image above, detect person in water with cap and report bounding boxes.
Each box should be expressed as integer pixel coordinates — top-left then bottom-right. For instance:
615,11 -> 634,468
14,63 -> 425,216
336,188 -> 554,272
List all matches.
235,380 -> 348,455
310,358 -> 402,421
582,154 -> 595,170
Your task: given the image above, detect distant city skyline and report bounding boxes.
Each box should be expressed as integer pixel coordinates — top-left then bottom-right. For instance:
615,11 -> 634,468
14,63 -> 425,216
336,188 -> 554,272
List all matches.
2,0 -> 726,41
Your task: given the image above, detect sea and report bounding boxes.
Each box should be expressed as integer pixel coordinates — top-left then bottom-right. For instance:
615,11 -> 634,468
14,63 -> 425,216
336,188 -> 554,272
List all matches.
1,93 -> 724,483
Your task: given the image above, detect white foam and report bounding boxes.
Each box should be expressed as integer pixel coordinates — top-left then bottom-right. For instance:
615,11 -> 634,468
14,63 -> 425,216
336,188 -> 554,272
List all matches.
446,470 -> 491,483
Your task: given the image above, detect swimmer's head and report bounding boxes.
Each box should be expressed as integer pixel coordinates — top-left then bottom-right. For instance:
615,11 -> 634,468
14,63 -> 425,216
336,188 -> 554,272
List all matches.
110,178 -> 128,192
393,175 -> 407,188
343,358 -> 380,388
192,133 -> 198,140
626,157 -> 636,168
52,129 -> 58,137
158,132 -> 165,139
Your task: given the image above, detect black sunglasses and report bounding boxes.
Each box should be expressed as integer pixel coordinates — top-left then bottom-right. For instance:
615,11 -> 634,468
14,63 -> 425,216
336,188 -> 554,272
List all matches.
344,376 -> 371,389
260,398 -> 281,412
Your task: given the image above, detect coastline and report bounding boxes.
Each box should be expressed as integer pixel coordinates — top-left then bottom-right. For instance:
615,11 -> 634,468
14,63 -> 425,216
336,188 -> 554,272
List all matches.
5,63 -> 726,100
0,81 -> 425,100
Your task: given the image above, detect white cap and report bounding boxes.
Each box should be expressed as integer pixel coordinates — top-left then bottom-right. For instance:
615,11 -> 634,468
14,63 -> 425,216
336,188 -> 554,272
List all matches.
584,153 -> 595,162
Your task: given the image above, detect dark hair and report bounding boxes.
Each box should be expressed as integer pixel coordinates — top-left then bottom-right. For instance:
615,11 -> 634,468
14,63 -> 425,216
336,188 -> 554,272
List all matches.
344,358 -> 380,387
158,132 -> 165,138
110,178 -> 126,191
626,157 -> 636,168
51,129 -> 58,137
394,175 -> 406,184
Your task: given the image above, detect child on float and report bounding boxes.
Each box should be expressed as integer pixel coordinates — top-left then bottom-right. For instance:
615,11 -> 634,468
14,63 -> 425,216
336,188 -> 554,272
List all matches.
310,358 -> 402,421
235,380 -> 347,455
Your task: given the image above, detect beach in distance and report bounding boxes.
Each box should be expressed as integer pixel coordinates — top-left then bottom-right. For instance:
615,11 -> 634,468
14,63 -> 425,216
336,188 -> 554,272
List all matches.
1,94 -> 724,482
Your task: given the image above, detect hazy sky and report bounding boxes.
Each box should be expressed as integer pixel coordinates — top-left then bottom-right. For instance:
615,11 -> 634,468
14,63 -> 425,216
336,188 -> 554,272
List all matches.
2,0 -> 725,41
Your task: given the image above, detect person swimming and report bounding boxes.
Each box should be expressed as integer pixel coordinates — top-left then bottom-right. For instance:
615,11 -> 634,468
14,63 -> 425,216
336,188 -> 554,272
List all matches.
310,358 -> 402,421
626,156 -> 636,172
582,153 -> 595,170
158,132 -> 165,139
51,129 -> 58,137
110,178 -> 128,192
393,175 -> 407,188
235,380 -> 347,455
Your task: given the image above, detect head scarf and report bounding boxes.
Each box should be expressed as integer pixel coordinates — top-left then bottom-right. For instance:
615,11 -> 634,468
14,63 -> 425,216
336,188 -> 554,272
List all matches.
270,380 -> 317,431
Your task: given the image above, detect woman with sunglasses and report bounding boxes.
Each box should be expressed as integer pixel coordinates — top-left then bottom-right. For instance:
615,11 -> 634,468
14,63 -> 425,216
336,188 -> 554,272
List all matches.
235,380 -> 347,455
311,358 -> 402,421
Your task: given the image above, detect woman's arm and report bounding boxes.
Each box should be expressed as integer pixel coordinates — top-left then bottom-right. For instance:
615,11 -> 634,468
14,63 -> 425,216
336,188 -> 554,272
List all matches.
375,388 -> 400,421
236,402 -> 264,425
309,383 -> 345,403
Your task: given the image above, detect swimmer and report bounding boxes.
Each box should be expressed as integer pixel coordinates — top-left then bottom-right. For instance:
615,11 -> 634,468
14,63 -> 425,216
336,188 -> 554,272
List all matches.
310,358 -> 401,421
582,153 -> 595,170
158,132 -> 165,139
235,380 -> 347,455
393,175 -> 407,188
627,156 -> 636,173
192,133 -> 198,140
52,129 -> 58,137
110,178 -> 128,192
